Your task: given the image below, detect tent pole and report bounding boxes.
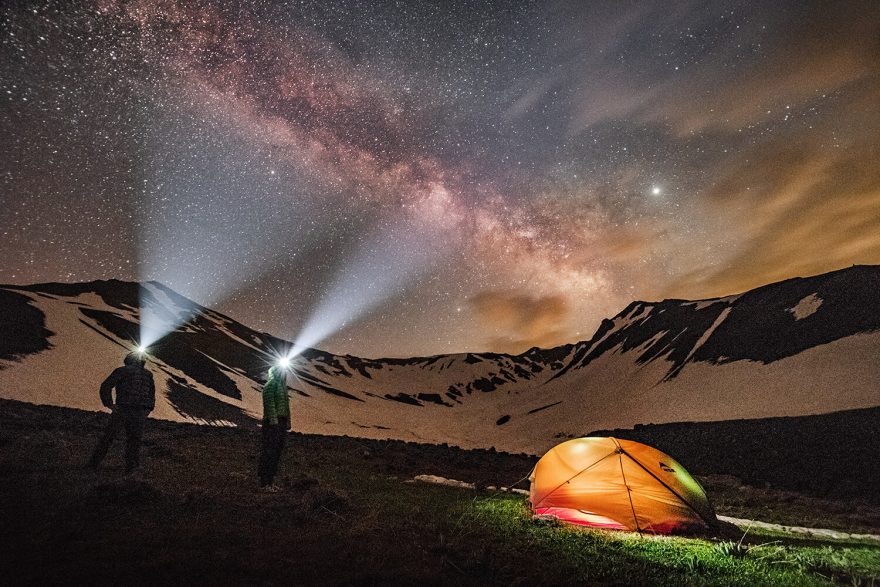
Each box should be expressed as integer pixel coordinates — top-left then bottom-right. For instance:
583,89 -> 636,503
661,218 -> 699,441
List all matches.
613,439 -> 641,533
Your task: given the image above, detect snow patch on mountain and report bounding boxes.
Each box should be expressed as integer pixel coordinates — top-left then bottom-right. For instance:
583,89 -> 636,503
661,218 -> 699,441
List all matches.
788,293 -> 823,320
680,307 -> 733,368
685,294 -> 741,311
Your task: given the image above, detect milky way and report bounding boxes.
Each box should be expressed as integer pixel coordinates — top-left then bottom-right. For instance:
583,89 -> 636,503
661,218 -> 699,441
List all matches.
2,1 -> 879,356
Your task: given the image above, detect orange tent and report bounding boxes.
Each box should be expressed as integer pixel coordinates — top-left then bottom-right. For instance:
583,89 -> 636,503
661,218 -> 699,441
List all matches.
529,437 -> 716,534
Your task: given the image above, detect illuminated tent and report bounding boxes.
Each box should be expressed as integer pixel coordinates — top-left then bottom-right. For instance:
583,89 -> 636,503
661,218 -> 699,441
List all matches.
529,437 -> 716,534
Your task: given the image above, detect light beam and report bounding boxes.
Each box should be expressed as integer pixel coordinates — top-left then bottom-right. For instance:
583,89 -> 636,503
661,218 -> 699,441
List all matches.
289,217 -> 440,358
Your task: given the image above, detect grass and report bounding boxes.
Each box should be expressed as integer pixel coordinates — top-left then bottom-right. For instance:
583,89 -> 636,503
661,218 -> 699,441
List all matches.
462,494 -> 879,586
1,400 -> 878,586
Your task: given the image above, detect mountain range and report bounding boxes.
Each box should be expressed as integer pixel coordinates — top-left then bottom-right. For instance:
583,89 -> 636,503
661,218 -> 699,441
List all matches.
1,265 -> 877,454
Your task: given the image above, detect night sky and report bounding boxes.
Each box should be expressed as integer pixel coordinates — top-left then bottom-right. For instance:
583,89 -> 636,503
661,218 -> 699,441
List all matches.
2,1 -> 879,357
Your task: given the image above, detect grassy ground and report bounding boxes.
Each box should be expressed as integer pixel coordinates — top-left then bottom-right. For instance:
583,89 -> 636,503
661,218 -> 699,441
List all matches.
1,400 -> 878,586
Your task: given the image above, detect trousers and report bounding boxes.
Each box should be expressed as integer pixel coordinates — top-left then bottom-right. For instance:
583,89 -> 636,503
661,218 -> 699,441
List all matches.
258,418 -> 288,486
89,406 -> 149,472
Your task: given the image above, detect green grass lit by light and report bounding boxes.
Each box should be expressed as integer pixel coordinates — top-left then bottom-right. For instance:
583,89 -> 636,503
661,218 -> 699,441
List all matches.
460,493 -> 880,586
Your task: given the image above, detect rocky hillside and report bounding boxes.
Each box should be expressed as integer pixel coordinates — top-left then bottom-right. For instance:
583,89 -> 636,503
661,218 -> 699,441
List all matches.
1,265 -> 878,453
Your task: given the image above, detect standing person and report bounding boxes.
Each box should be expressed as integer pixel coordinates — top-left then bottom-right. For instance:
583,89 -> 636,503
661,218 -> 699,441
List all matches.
258,362 -> 291,491
88,351 -> 156,474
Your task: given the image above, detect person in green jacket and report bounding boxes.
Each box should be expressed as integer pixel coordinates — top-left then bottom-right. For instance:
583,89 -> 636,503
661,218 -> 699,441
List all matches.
258,362 -> 291,490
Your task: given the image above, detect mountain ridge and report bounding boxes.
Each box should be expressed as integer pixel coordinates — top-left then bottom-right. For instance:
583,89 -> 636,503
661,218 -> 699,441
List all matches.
5,261 -> 876,362
1,264 -> 878,453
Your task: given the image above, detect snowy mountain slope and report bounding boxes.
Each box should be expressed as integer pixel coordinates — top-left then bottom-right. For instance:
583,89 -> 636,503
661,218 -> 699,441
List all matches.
553,265 -> 880,381
1,265 -> 878,453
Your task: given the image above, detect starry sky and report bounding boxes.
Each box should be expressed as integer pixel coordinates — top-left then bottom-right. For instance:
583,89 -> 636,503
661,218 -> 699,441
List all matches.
2,0 -> 879,357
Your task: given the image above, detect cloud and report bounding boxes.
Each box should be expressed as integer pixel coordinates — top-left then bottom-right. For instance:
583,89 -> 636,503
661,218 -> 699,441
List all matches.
664,127 -> 880,299
470,290 -> 572,353
641,9 -> 879,136
538,0 -> 880,136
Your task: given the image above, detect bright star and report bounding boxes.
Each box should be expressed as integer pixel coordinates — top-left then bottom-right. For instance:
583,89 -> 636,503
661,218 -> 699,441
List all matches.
651,186 -> 662,196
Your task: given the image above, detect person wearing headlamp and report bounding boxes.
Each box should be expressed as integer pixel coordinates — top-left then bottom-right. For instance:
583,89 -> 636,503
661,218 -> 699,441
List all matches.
257,357 -> 292,491
88,349 -> 155,474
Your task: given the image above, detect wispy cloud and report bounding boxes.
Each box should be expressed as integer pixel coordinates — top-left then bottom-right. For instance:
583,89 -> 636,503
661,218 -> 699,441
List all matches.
470,290 -> 572,353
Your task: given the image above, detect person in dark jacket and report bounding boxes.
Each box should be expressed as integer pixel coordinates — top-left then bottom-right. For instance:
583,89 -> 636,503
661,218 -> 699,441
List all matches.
88,351 -> 156,473
258,363 -> 291,491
